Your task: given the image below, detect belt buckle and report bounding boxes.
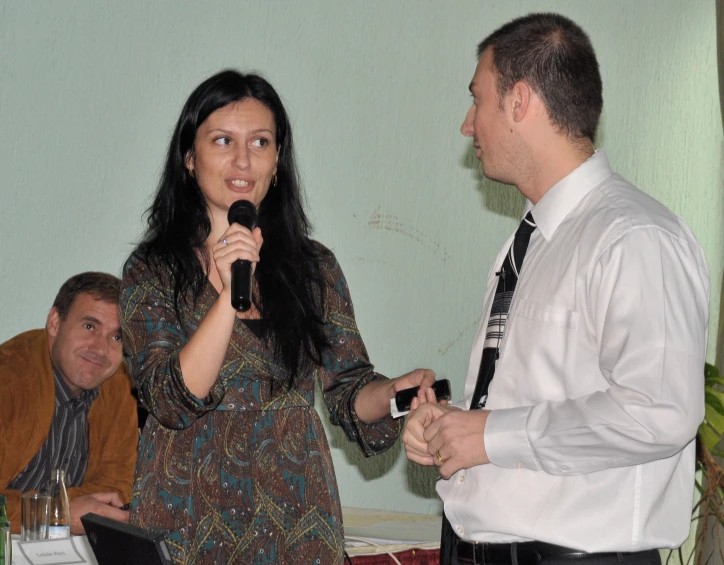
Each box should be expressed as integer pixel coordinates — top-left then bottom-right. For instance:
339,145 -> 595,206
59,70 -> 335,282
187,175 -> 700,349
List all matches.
453,538 -> 482,564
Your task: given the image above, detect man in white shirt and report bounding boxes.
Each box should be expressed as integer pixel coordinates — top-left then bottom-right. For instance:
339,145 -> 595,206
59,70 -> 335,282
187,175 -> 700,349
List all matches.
402,13 -> 709,565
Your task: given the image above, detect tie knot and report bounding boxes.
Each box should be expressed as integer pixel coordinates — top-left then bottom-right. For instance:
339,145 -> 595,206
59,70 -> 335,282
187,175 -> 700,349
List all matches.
516,211 -> 537,237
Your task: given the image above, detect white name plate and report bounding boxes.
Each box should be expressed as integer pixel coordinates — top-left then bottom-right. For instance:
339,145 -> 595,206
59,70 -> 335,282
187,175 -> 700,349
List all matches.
12,538 -> 89,565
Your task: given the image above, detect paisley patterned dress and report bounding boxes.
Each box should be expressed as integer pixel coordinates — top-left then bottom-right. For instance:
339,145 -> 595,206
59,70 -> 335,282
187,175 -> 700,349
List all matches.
120,244 -> 400,565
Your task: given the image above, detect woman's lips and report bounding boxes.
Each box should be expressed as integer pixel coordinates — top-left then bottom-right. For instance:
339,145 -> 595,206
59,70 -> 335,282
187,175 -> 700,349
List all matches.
227,179 -> 254,192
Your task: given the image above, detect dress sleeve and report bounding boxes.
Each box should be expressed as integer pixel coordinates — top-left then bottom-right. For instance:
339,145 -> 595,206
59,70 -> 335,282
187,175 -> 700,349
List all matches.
120,254 -> 226,429
316,251 -> 402,456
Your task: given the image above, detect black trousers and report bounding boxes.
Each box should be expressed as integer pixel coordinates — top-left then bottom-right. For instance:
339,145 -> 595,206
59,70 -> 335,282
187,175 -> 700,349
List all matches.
442,516 -> 661,565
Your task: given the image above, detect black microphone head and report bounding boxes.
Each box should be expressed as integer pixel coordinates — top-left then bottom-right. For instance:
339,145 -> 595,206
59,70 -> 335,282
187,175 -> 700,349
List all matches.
227,200 -> 258,230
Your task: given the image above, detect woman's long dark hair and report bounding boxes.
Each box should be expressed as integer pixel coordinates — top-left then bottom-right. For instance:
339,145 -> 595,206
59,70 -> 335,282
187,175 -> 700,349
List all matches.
138,70 -> 330,388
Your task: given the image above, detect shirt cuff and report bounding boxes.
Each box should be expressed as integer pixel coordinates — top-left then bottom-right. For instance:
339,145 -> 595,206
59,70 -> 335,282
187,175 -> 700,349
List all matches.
484,406 -> 541,471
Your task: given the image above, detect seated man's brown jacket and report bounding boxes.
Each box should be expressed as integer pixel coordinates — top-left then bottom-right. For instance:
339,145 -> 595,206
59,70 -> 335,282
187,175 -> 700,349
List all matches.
0,329 -> 138,532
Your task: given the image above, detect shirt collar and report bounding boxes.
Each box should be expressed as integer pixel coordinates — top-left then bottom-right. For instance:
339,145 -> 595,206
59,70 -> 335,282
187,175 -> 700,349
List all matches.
528,149 -> 614,241
52,361 -> 99,407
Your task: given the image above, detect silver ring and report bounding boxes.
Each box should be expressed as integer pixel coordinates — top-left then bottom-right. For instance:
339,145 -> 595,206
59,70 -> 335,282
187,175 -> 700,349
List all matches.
223,238 -> 228,246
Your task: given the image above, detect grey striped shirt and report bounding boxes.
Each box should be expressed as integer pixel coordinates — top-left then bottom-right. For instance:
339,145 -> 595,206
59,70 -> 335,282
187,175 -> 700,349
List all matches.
8,364 -> 98,492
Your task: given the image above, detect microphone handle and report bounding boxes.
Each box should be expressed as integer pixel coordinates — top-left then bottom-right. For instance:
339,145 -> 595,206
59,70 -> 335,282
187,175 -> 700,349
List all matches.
230,259 -> 253,312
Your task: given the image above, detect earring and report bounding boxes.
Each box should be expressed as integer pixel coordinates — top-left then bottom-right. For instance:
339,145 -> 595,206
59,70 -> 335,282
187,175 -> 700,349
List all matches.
188,168 -> 195,178
272,173 -> 278,187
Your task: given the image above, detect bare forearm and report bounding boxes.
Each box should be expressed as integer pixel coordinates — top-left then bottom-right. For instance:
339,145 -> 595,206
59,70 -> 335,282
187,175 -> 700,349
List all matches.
354,379 -> 396,423
354,368 -> 437,423
178,289 -> 238,398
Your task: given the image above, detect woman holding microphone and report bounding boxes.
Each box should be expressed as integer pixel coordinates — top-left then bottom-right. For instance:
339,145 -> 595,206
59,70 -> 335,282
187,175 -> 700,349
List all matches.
120,70 -> 433,565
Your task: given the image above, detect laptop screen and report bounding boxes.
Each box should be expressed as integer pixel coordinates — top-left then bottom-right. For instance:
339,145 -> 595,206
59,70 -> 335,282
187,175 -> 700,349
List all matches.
80,513 -> 172,565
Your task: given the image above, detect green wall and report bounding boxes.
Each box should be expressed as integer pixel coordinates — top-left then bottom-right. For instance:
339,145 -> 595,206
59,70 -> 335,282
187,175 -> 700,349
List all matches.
1,1 -> 721,515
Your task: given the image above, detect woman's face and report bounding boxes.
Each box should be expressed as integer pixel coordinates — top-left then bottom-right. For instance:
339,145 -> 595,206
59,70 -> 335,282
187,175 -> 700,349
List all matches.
186,98 -> 278,222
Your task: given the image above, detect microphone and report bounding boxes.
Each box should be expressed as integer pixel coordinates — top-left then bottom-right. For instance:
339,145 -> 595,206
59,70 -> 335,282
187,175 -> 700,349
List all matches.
226,200 -> 258,312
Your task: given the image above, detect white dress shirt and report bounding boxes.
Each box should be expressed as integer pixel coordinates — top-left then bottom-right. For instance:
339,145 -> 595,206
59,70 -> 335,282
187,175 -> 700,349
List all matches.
437,150 -> 710,552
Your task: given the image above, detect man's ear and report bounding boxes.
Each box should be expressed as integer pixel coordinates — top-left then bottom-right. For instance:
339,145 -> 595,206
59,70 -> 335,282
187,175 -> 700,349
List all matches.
511,81 -> 532,123
46,307 -> 61,338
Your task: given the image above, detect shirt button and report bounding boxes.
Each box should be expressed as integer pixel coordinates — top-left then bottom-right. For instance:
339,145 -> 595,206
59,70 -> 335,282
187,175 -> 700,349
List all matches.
515,462 -> 524,469
458,474 -> 465,483
456,526 -> 464,536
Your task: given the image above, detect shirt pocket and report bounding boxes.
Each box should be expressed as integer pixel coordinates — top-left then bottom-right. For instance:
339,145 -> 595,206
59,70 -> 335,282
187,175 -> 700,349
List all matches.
512,298 -> 579,330
492,299 -> 581,405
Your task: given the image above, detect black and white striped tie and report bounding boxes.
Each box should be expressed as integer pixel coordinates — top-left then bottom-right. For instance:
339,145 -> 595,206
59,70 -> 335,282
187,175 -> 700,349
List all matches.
471,211 -> 537,409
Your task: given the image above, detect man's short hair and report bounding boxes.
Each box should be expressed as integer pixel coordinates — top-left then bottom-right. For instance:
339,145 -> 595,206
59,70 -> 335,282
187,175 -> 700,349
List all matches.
52,272 -> 121,319
478,13 -> 603,142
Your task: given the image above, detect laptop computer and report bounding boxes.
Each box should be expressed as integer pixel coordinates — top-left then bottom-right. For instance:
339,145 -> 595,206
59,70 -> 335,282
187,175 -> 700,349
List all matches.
81,513 -> 173,565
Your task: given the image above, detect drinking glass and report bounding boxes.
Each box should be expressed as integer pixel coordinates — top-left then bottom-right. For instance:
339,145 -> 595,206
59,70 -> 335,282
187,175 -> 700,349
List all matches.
21,492 -> 50,541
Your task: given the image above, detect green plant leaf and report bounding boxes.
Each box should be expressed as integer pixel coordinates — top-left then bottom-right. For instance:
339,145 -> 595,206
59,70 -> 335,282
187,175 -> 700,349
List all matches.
698,422 -> 723,450
704,390 -> 724,415
705,376 -> 724,388
704,403 -> 724,435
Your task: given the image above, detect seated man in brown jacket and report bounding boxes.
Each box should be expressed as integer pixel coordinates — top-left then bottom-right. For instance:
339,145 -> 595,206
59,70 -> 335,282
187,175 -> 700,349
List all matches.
0,272 -> 138,534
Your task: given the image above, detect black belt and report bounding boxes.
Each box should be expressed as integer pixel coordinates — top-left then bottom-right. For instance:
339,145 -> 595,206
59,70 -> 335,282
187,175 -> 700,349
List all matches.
454,537 -> 657,564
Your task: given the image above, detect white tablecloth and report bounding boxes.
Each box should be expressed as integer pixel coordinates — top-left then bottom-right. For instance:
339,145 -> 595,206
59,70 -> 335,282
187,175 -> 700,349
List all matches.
10,507 -> 441,563
342,506 -> 441,557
